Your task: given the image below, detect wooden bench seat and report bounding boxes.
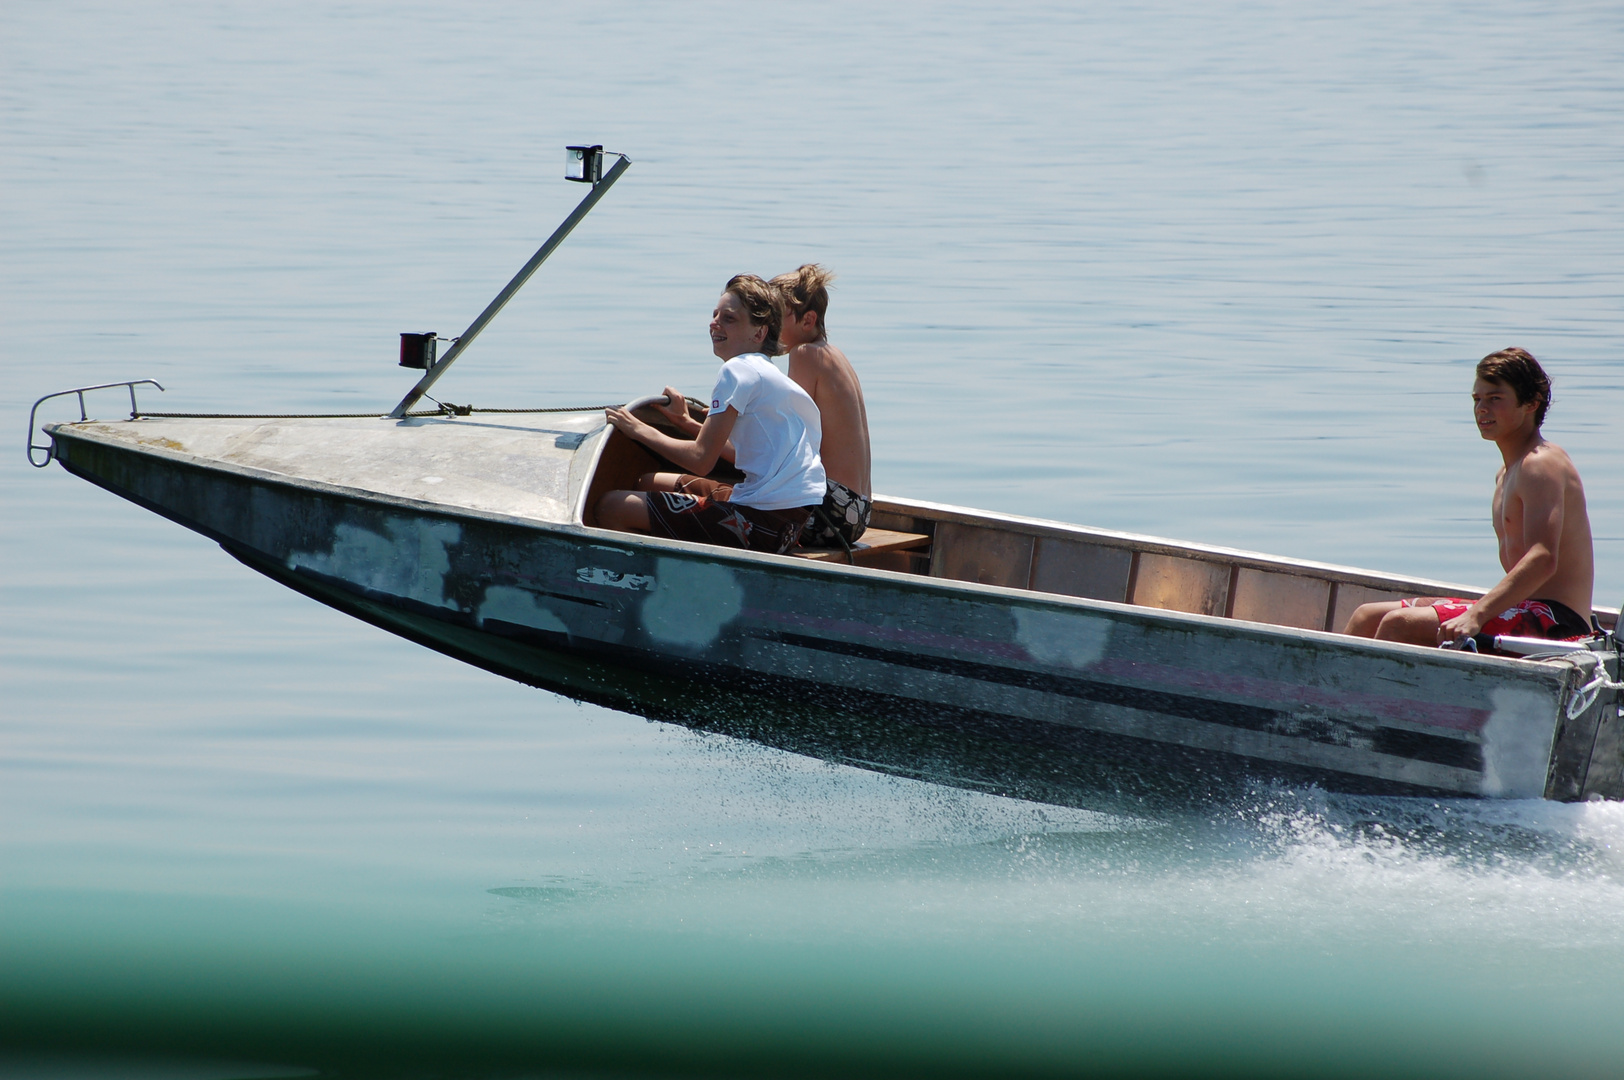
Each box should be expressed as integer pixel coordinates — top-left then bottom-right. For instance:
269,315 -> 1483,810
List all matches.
791,527 -> 931,563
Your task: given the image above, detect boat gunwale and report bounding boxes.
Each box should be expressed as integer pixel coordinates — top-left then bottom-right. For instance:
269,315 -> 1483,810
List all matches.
38,415 -> 1582,609
879,495 -> 1494,599
47,417 -> 1596,690
566,413 -> 1516,603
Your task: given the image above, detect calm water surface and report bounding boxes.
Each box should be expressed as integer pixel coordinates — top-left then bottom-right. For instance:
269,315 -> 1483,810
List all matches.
4,3 -> 1623,1077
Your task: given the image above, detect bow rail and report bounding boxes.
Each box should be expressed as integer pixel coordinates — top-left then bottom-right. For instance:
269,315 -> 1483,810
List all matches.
27,379 -> 165,467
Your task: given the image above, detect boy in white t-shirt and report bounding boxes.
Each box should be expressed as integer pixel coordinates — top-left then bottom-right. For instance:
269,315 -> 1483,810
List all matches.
597,275 -> 826,554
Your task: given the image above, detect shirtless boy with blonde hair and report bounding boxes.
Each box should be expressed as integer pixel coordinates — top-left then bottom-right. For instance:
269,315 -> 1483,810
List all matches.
1344,348 -> 1594,648
769,264 -> 873,548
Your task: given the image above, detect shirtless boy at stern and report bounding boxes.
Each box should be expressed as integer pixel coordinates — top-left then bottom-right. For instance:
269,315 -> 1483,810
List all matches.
1344,348 -> 1594,647
770,265 -> 873,548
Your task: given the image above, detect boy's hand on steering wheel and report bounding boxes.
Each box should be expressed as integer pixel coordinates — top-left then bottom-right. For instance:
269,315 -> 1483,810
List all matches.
605,405 -> 646,438
654,386 -> 698,432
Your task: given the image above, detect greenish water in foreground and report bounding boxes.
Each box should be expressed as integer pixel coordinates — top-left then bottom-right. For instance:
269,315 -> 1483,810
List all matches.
4,2 -> 1623,1076
9,793 -> 1624,1080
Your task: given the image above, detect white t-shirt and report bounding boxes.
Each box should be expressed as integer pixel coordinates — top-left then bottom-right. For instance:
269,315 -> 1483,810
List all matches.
709,353 -> 826,510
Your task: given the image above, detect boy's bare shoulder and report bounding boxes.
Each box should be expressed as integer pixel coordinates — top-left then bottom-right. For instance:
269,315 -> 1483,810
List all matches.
790,339 -> 858,379
1523,439 -> 1581,479
790,339 -> 836,363
1508,441 -> 1584,503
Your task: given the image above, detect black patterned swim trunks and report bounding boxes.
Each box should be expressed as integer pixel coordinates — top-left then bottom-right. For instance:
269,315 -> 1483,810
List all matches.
798,479 -> 871,548
644,475 -> 814,555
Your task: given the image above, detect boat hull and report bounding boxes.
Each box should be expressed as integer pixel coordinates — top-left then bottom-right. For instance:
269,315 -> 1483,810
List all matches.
48,418 -> 1624,806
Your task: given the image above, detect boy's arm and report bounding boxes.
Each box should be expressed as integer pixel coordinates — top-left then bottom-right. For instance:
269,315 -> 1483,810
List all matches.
1439,461 -> 1564,641
650,386 -> 736,462
605,404 -> 738,476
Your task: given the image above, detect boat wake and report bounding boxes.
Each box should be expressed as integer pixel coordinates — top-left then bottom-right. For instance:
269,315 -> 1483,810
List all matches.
1227,786 -> 1624,879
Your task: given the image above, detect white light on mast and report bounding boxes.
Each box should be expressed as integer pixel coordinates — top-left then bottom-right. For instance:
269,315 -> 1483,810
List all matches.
566,145 -> 603,184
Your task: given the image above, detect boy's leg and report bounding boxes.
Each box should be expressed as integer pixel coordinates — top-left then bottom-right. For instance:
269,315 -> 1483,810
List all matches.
636,472 -> 688,492
636,473 -> 733,500
1374,603 -> 1443,646
595,490 -> 651,532
1344,601 -> 1404,637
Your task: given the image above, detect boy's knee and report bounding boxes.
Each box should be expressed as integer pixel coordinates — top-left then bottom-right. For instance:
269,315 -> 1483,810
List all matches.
1344,602 -> 1383,636
596,490 -> 643,530
1374,607 -> 1429,642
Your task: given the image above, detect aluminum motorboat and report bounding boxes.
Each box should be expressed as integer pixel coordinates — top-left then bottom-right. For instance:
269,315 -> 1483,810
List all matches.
29,145 -> 1623,809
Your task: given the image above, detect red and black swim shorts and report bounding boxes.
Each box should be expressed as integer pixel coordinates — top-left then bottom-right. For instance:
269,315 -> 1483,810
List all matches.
1403,597 -> 1592,640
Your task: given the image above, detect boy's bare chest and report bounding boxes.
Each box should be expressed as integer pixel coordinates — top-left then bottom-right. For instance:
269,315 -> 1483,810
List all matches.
1492,467 -> 1517,539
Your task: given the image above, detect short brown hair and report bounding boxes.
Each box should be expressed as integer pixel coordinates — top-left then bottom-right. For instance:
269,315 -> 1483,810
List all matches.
724,274 -> 782,356
770,264 -> 835,338
1476,347 -> 1552,427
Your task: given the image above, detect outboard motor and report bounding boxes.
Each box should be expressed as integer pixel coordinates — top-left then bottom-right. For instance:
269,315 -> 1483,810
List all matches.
1532,602 -> 1624,800
1568,602 -> 1624,800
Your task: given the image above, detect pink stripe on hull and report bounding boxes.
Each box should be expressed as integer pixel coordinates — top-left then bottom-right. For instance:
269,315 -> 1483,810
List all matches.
747,606 -> 1032,661
745,606 -> 1494,734
1088,658 -> 1490,733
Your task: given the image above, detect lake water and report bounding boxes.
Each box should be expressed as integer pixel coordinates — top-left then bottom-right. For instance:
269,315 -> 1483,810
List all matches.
4,3 -> 1623,1077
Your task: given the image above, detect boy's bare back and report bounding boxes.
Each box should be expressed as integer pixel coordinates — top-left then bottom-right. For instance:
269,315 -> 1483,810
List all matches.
787,338 -> 871,497
771,265 -> 872,499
